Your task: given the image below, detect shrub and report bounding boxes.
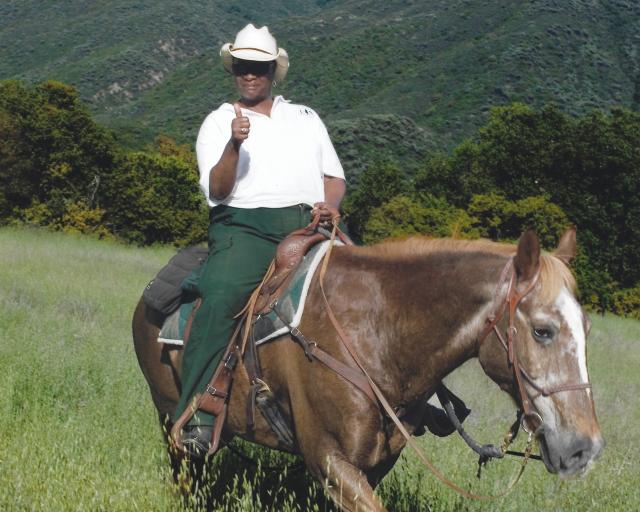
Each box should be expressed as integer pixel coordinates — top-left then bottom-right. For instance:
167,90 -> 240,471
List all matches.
60,200 -> 113,239
611,286 -> 640,320
100,150 -> 207,246
363,194 -> 477,244
342,160 -> 408,241
0,80 -> 118,227
427,104 -> 640,308
468,193 -> 570,248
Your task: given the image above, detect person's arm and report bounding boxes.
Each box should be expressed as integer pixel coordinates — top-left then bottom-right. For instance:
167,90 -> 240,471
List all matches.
323,175 -> 346,209
312,112 -> 346,222
313,176 -> 346,222
209,140 -> 240,200
209,103 -> 250,200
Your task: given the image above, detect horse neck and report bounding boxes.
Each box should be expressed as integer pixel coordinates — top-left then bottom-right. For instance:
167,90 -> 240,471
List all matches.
335,245 -> 510,405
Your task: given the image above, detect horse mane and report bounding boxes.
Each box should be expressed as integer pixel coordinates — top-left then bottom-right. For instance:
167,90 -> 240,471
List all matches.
538,251 -> 577,303
352,236 -> 577,303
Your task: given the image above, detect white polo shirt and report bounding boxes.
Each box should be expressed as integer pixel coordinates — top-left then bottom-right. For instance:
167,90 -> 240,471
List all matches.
196,95 -> 345,208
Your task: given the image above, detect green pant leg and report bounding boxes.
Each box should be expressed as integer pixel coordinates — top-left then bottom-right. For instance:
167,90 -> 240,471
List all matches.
174,205 -> 312,425
174,230 -> 275,425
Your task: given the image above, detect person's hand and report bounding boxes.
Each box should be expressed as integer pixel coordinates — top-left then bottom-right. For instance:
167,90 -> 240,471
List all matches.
312,202 -> 340,226
231,103 -> 250,145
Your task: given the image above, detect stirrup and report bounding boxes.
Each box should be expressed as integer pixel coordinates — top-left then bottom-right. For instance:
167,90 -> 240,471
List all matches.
181,425 -> 214,459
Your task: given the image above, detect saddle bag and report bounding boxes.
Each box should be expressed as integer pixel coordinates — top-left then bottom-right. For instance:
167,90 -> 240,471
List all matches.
143,246 -> 208,315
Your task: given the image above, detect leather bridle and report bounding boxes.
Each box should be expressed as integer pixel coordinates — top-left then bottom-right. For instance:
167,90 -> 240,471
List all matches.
478,257 -> 592,432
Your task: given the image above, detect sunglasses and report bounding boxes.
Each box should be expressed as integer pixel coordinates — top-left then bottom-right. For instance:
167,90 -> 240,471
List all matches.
232,60 -> 274,77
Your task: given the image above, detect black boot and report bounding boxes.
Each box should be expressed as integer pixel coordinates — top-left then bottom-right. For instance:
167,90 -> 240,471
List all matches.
181,425 -> 214,459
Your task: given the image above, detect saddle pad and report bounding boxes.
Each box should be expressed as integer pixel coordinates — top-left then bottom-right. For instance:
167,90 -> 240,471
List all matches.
253,239 -> 342,346
157,300 -> 196,346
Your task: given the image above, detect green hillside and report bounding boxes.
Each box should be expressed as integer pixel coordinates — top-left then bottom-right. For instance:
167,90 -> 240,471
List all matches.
1,0 -> 638,151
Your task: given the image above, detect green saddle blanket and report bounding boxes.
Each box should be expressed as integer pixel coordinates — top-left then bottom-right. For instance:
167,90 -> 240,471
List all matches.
157,300 -> 196,345
157,240 -> 340,346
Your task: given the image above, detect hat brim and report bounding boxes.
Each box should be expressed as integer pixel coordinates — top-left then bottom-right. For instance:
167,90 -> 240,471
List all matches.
220,43 -> 289,82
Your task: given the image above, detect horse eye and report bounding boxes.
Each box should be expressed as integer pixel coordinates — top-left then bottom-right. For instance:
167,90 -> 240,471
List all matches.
532,326 -> 555,344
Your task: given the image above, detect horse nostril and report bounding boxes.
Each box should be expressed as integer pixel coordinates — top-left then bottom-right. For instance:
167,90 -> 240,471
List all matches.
569,449 -> 585,466
561,436 -> 593,472
542,431 -> 603,476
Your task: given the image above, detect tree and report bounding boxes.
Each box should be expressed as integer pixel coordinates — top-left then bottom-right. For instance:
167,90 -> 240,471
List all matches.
419,103 -> 640,310
468,193 -> 569,249
0,80 -> 208,245
0,80 -> 118,234
363,193 -> 477,244
100,149 -> 207,246
342,160 -> 408,241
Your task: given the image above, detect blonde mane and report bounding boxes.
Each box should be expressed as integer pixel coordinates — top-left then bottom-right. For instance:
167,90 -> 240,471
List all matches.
538,251 -> 577,303
353,236 -> 576,303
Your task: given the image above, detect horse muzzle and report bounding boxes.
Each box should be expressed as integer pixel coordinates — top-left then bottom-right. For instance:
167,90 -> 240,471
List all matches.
536,425 -> 605,477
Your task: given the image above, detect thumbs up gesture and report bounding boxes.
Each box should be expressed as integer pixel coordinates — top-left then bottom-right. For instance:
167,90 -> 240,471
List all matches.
231,103 -> 250,145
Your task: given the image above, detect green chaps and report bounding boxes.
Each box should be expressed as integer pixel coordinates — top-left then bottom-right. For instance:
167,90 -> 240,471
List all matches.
174,204 -> 313,425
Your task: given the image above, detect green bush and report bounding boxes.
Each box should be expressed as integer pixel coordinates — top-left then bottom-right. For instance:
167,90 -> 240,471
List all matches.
342,160 -> 408,241
0,81 -> 118,235
0,80 -> 118,227
100,150 -> 207,246
17,198 -> 112,239
408,103 -> 640,310
60,200 -> 113,239
362,193 -> 477,244
0,80 -> 208,246
611,285 -> 640,320
467,193 -> 569,248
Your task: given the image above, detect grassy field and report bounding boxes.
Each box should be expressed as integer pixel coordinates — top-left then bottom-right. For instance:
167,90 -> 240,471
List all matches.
1,227 -> 638,511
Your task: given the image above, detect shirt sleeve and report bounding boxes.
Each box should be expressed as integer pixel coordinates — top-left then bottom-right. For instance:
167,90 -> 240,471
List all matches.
315,115 -> 345,180
195,113 -> 227,203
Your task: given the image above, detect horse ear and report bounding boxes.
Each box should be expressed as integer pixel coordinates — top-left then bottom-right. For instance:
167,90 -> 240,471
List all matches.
553,227 -> 577,265
514,230 -> 540,281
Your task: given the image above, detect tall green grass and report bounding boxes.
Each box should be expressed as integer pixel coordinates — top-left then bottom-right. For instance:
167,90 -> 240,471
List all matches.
1,227 -> 638,511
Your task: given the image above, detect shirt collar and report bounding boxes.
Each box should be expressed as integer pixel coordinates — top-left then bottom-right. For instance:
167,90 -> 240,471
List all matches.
223,95 -> 289,116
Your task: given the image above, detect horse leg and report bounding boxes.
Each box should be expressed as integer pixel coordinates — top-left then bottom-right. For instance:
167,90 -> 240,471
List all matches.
314,453 -> 387,512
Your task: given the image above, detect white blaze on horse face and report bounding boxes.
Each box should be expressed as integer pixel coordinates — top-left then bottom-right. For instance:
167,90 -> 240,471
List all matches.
556,287 -> 590,389
530,287 -> 591,428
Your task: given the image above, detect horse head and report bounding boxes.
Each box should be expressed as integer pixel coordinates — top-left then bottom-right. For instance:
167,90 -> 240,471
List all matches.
478,228 -> 604,477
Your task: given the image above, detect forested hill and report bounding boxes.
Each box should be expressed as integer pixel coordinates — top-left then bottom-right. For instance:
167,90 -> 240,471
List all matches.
1,0 -> 639,150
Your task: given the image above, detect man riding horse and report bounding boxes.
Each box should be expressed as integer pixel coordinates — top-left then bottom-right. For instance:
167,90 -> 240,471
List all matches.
173,23 -> 347,456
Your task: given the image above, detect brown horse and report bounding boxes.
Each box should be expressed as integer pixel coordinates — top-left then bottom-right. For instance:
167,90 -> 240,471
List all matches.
132,229 -> 603,511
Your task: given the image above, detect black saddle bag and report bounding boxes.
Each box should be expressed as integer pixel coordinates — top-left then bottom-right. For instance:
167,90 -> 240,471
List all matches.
142,246 -> 208,315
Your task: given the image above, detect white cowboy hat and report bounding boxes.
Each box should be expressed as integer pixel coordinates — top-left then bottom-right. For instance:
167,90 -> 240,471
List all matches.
220,24 -> 289,82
